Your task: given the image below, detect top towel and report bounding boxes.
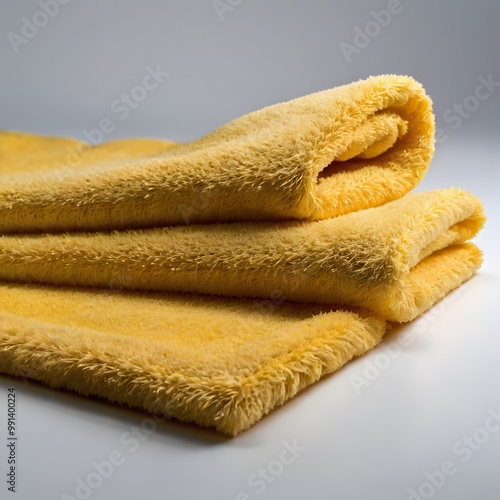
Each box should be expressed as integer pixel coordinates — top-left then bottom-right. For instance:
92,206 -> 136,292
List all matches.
0,75 -> 434,233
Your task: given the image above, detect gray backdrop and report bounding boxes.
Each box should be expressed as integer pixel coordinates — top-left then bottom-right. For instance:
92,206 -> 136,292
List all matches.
1,2 -> 499,500
2,0 -> 499,142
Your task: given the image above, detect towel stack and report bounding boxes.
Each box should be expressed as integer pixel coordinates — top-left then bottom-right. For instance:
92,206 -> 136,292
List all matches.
0,75 -> 485,436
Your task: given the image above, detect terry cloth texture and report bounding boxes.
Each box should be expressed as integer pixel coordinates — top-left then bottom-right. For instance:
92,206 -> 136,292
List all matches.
0,189 -> 484,323
0,74 -> 434,232
0,75 -> 485,436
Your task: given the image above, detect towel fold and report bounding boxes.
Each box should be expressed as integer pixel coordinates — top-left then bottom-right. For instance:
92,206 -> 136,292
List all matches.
0,74 -> 433,232
0,188 -> 484,323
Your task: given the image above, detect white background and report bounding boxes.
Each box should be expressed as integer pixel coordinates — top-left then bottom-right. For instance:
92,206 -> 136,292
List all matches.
1,1 -> 499,499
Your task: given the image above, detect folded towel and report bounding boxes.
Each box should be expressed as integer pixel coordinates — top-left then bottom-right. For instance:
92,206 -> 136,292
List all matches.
0,188 -> 484,323
0,284 -> 385,436
0,185 -> 484,435
0,75 -> 484,436
0,74 -> 434,233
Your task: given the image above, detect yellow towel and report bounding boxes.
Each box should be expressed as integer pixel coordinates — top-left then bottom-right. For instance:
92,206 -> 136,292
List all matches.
0,74 -> 433,232
0,189 -> 484,323
0,189 -> 484,435
0,75 -> 484,436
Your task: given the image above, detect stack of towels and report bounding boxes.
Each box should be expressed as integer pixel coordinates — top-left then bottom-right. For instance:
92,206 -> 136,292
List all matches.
0,75 -> 485,436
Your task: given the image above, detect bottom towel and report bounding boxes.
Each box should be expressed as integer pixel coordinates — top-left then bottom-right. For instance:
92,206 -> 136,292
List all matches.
0,284 -> 384,436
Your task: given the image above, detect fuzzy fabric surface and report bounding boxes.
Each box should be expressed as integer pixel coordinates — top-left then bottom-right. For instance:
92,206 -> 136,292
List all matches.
0,285 -> 385,436
0,189 -> 484,323
0,75 -> 485,436
0,74 -> 434,232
